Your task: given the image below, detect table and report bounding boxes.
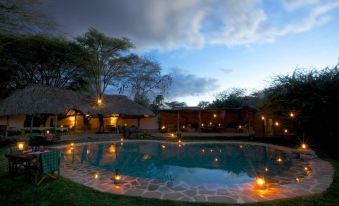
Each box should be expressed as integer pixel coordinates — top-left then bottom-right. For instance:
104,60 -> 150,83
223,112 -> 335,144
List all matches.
5,152 -> 37,179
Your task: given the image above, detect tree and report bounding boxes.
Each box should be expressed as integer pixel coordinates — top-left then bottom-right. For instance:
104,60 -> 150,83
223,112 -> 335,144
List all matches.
0,0 -> 54,34
197,101 -> 210,108
0,34 -> 91,98
149,95 -> 165,110
119,55 -> 171,105
165,101 -> 187,109
260,64 -> 339,144
76,28 -> 134,101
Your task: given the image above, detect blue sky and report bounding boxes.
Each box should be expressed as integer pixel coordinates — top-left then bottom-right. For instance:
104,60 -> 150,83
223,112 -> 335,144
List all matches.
46,0 -> 339,105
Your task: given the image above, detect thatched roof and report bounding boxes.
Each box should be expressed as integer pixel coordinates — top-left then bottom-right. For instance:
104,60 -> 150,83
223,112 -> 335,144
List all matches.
88,95 -> 155,117
0,85 -> 154,117
0,85 -> 87,116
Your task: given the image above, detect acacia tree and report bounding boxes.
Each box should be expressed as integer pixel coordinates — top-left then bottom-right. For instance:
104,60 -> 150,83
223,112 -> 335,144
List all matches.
0,0 -> 54,34
260,64 -> 339,144
76,28 -> 133,101
0,34 -> 91,97
119,55 -> 171,106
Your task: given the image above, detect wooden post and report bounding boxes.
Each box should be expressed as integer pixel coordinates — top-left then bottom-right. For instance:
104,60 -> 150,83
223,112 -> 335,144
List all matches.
30,115 -> 34,135
74,112 -> 77,130
198,111 -> 201,132
137,117 -> 140,129
177,111 -> 180,132
5,116 -> 9,137
54,114 -> 58,134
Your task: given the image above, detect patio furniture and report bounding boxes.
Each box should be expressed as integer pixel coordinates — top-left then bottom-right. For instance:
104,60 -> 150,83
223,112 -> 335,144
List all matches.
32,150 -> 60,185
5,152 -> 36,179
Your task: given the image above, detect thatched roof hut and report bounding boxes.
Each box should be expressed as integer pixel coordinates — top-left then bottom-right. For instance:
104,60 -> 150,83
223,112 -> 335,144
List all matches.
0,85 -> 87,116
0,85 -> 154,117
87,95 -> 155,117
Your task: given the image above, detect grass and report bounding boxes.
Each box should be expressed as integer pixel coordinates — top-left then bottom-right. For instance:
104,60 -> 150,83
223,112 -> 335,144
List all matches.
0,138 -> 338,206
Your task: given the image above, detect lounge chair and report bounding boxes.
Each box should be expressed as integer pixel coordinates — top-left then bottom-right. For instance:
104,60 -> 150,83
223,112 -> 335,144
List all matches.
32,150 -> 60,185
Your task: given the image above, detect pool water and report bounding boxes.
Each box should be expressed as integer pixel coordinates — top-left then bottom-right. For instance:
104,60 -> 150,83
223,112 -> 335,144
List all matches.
62,142 -> 294,186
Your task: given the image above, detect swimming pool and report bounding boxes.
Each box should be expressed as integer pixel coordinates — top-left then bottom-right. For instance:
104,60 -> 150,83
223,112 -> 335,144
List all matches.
63,141 -> 299,186
59,140 -> 333,203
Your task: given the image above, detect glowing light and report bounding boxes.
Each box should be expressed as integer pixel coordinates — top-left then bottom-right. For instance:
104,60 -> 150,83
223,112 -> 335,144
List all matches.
209,122 -> 212,125
261,116 -> 265,120
170,133 -> 175,137
178,144 -> 182,148
218,123 -> 221,127
182,125 -> 185,129
161,125 -> 166,130
70,143 -> 74,147
201,123 -> 204,127
238,125 -> 242,129
276,157 -> 283,163
94,173 -> 99,179
120,138 -> 124,142
295,177 -> 302,183
201,149 -> 205,153
113,169 -> 122,184
17,142 -> 25,151
304,166 -> 312,175
213,114 -> 217,118
110,116 -> 117,125
275,122 -> 279,126
161,144 -> 166,149
214,157 -> 219,162
265,167 -> 269,172
256,177 -> 266,188
284,129 -> 288,133
143,153 -> 151,160
301,143 -> 307,149
290,112 -> 295,118
144,115 -> 149,118
178,139 -> 182,143
239,145 -> 244,149
219,149 -> 222,153
46,130 -> 50,134
109,145 -> 116,153
60,125 -> 64,128
210,149 -> 214,153
86,149 -> 90,155
97,99 -> 102,105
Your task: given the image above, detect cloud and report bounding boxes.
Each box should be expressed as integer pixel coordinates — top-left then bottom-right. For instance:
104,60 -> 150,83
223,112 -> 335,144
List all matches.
44,0 -> 339,50
167,68 -> 219,98
220,68 -> 233,74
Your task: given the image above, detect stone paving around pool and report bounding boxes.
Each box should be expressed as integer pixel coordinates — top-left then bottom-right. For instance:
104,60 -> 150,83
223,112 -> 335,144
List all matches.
57,141 -> 334,204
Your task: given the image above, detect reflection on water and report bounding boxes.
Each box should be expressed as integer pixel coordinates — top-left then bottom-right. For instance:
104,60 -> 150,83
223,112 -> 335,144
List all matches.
62,142 -> 293,186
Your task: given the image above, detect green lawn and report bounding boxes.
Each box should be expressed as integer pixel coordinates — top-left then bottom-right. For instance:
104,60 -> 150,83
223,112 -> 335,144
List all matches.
0,139 -> 338,206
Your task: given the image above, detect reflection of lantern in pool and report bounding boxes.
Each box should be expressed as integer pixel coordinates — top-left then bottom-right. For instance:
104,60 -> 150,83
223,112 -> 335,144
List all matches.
178,139 -> 181,143
256,177 -> 266,188
264,167 -> 269,172
161,144 -> 166,149
86,149 -> 90,155
304,166 -> 312,175
94,173 -> 99,180
214,157 -> 219,162
143,153 -> 151,160
109,145 -> 116,153
113,169 -> 122,184
17,142 -> 25,151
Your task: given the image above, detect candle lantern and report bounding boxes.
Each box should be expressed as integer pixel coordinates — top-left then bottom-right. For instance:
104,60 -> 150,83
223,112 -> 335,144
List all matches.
113,169 -> 122,184
17,142 -> 25,151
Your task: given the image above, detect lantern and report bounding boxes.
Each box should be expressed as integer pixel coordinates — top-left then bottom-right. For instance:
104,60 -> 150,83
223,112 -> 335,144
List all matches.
17,142 -> 25,151
113,169 -> 122,184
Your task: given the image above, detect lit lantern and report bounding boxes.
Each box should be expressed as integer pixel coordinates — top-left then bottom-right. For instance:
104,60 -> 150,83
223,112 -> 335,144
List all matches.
86,149 -> 90,155
275,121 -> 279,126
284,129 -> 288,133
201,123 -> 204,127
17,142 -> 25,151
238,125 -> 242,129
209,122 -> 212,126
265,167 -> 269,172
290,112 -> 295,118
46,130 -> 50,134
109,145 -> 116,153
218,123 -> 221,127
70,143 -> 74,147
161,125 -> 166,130
182,125 -> 185,129
210,149 -> 213,153
301,143 -> 307,149
97,99 -> 102,105
213,114 -> 217,118
113,169 -> 122,184
261,116 -> 265,120
170,133 -> 175,137
178,139 -> 182,143
304,166 -> 312,175
295,177 -> 302,183
276,157 -> 283,163
143,153 -> 151,160
94,173 -> 99,180
256,177 -> 266,188
120,138 -> 124,142
60,125 -> 64,128
214,157 -> 219,162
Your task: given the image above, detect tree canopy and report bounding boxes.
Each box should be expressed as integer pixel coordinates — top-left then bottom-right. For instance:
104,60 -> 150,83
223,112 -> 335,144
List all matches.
0,34 -> 91,98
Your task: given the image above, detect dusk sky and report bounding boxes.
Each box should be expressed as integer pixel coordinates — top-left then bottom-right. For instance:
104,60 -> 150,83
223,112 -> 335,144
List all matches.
44,0 -> 339,105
